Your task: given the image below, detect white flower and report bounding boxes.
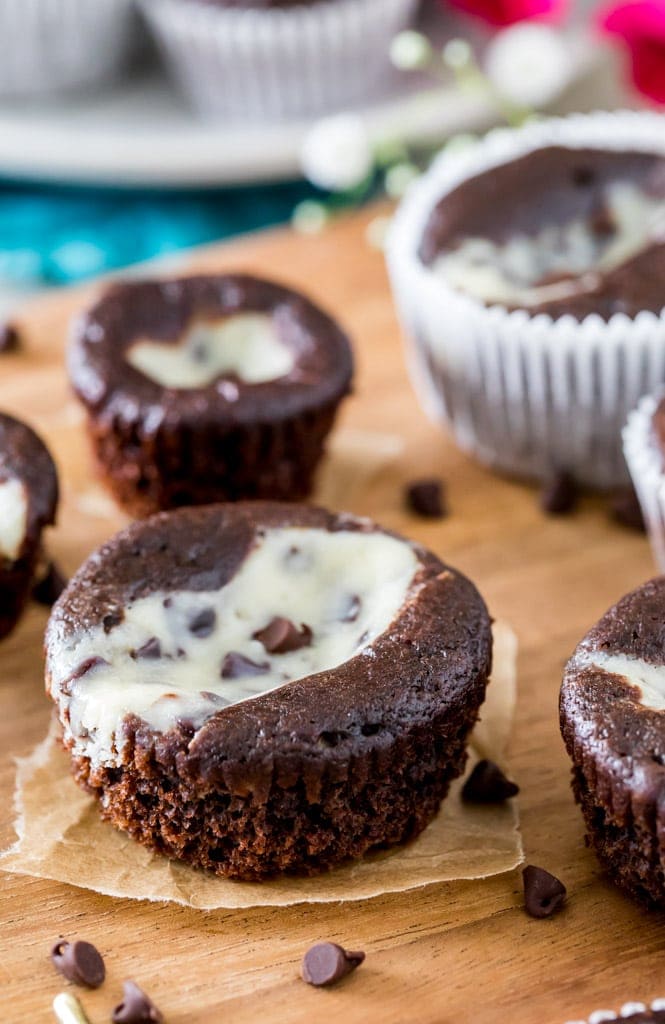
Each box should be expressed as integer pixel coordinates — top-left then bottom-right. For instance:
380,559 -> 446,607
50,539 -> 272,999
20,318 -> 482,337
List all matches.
292,200 -> 328,235
390,30 -> 431,71
484,23 -> 574,109
300,114 -> 373,193
384,162 -> 420,199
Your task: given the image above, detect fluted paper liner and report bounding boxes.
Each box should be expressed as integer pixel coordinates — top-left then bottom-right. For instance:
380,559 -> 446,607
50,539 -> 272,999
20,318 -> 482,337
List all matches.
1,622 -> 520,909
624,391 -> 665,571
387,110 -> 665,489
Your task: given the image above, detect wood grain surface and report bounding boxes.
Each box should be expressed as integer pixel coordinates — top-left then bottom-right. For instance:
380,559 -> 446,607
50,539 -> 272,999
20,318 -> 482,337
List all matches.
0,209 -> 662,1024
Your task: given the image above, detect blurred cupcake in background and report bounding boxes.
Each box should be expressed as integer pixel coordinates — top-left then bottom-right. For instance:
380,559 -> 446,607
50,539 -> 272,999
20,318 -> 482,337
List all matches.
387,110 -> 665,489
623,392 -> 665,570
139,0 -> 420,121
0,0 -> 137,96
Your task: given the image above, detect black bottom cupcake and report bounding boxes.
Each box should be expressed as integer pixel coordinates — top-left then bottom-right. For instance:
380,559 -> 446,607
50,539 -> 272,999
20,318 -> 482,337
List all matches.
0,413 -> 59,639
46,502 -> 492,879
561,578 -> 665,906
68,275 -> 354,517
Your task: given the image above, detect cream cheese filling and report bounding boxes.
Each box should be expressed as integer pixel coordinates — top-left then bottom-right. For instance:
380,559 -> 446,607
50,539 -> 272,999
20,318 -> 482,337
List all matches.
125,312 -> 295,389
49,527 -> 421,767
432,182 -> 665,307
576,649 -> 665,711
0,476 -> 28,561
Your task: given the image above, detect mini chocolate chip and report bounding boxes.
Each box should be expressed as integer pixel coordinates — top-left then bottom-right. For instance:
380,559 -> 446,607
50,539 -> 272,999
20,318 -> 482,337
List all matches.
131,637 -> 162,660
523,865 -> 567,918
51,939 -> 105,988
540,471 -> 579,515
221,652 -> 270,679
253,617 -> 312,654
341,594 -> 361,623
590,202 -> 616,236
189,607 -> 216,638
112,980 -> 163,1024
200,690 -> 230,705
462,759 -> 519,803
301,943 -> 365,987
103,610 -> 124,634
406,478 -> 447,518
0,322 -> 20,353
609,487 -> 646,532
32,562 -> 67,607
65,657 -> 108,687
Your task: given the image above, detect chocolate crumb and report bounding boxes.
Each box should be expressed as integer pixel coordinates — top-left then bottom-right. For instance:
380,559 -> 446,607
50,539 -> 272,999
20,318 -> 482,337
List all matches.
301,943 -> 365,987
189,607 -> 216,638
253,617 -> 312,654
462,759 -> 519,803
540,471 -> 579,515
32,562 -> 67,607
103,610 -> 124,634
406,478 -> 447,519
221,652 -> 270,679
0,322 -> 20,354
51,939 -> 105,988
523,865 -> 567,918
112,980 -> 163,1024
609,487 -> 646,532
131,637 -> 162,660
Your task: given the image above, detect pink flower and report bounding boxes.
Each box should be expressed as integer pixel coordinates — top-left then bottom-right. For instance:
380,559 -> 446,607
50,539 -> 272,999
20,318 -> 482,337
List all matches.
444,0 -> 568,27
599,2 -> 665,104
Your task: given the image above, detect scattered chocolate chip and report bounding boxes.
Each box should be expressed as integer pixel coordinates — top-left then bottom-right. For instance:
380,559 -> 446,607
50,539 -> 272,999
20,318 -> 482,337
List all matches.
103,609 -> 124,634
131,637 -> 162,660
189,607 -> 216,638
0,322 -> 20,354
112,980 -> 163,1024
609,486 -> 646,533
340,594 -> 361,623
540,471 -> 579,515
32,561 -> 67,606
523,865 -> 567,918
64,657 -> 108,689
253,617 -> 312,654
405,478 -> 447,519
461,759 -> 519,803
51,939 -> 105,988
301,943 -> 365,987
200,690 -> 230,705
221,652 -> 270,679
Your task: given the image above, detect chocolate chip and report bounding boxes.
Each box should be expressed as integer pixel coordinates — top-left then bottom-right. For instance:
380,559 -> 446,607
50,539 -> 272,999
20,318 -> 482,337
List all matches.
32,562 -> 67,607
405,478 -> 447,518
221,652 -> 270,679
609,486 -> 646,532
341,594 -> 361,623
461,759 -> 519,803
0,322 -> 20,353
103,610 -> 124,634
200,690 -> 230,705
112,980 -> 163,1024
64,656 -> 108,688
253,617 -> 312,654
189,607 -> 216,638
590,202 -> 615,236
523,865 -> 567,918
51,939 -> 105,988
131,637 -> 162,660
301,943 -> 365,987
540,471 -> 579,515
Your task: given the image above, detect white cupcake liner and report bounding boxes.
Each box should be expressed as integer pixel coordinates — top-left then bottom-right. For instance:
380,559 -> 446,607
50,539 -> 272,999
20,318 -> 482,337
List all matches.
139,0 -> 419,121
623,391 -> 665,570
386,110 -> 665,489
0,0 -> 137,97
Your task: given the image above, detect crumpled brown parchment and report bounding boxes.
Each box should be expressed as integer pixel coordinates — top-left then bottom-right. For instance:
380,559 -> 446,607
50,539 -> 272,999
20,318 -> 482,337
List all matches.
1,622 -> 521,909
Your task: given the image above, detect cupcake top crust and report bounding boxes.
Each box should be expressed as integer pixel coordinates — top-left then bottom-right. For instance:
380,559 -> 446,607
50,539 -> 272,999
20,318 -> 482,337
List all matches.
46,502 -> 492,775
420,146 -> 665,320
0,413 -> 58,563
69,274 -> 353,427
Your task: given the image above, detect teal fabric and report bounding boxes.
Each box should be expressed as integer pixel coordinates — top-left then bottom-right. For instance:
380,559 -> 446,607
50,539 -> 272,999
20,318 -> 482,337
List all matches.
0,179 -> 318,286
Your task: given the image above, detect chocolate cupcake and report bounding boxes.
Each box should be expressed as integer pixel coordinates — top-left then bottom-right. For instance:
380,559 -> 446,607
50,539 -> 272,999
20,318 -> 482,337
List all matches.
0,413 -> 59,639
387,111 -> 665,488
68,274 -> 353,517
624,391 -> 665,570
563,1000 -> 665,1024
139,0 -> 418,121
45,502 -> 492,880
561,577 -> 665,906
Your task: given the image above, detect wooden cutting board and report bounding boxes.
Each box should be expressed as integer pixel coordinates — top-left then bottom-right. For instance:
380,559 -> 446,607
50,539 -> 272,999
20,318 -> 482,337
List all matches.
0,209 -> 661,1024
